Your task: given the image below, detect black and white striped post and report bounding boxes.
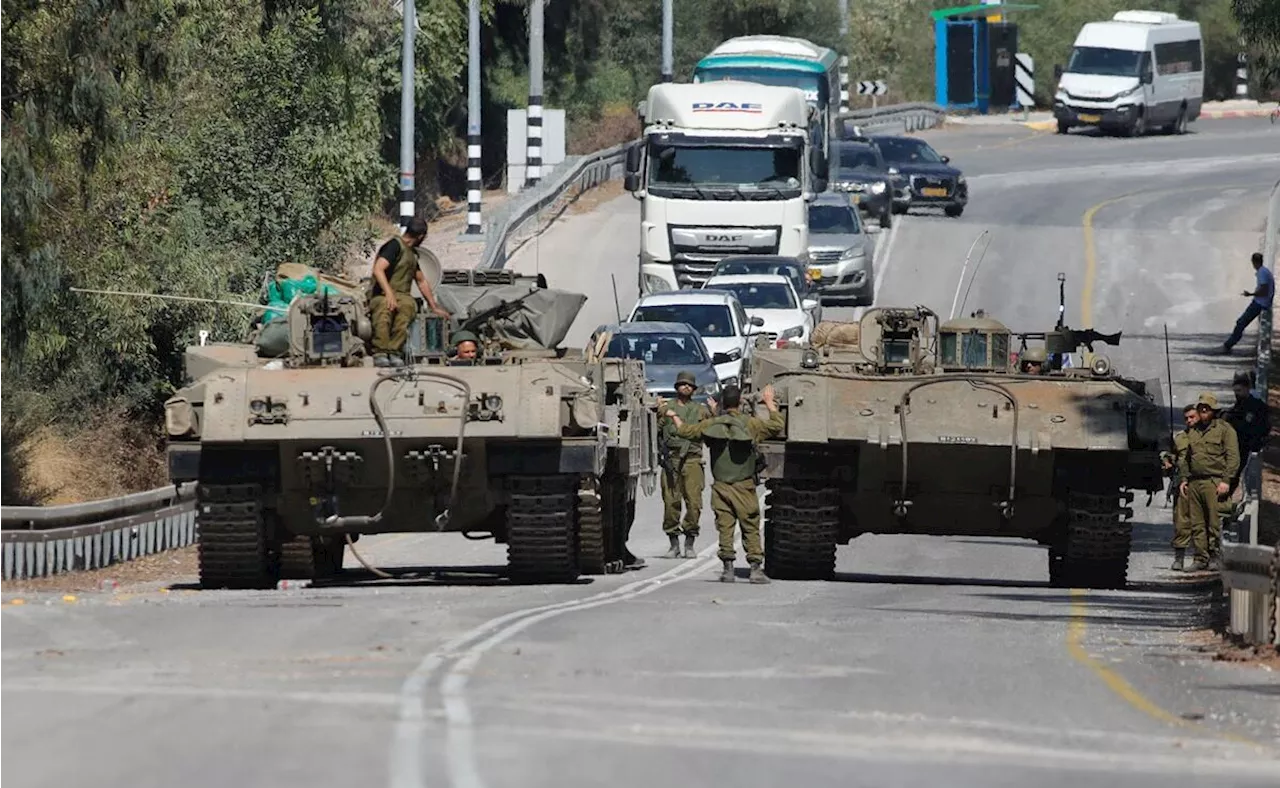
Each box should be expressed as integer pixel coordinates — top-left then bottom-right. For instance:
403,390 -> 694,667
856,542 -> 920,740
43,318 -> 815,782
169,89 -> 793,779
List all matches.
465,0 -> 482,235
398,0 -> 416,232
1237,51 -> 1249,99
839,56 -> 850,113
526,0 -> 544,188
1014,53 -> 1034,118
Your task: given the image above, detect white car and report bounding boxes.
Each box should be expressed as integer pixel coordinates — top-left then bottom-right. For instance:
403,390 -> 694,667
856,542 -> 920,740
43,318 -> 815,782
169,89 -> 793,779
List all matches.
701,273 -> 817,348
626,290 -> 764,388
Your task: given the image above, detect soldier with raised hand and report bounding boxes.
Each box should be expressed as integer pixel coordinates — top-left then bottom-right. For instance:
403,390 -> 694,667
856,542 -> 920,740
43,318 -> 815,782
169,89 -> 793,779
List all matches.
1178,392 -> 1240,572
655,371 -> 713,559
1165,403 -> 1199,571
668,383 -> 785,584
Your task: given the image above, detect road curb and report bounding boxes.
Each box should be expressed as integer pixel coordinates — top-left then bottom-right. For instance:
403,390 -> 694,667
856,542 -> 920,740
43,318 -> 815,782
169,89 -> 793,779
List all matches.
1025,119 -> 1057,131
1199,106 -> 1279,119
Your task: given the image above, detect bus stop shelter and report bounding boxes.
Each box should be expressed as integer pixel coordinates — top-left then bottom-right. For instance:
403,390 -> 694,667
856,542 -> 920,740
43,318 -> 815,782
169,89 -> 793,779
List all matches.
932,2 -> 1039,112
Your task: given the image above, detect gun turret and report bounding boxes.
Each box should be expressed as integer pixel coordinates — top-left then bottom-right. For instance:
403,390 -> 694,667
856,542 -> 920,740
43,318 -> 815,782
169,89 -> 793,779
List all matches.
455,287 -> 543,346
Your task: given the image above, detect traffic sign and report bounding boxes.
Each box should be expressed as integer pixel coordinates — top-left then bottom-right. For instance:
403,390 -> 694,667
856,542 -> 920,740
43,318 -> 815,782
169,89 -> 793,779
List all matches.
857,80 -> 887,96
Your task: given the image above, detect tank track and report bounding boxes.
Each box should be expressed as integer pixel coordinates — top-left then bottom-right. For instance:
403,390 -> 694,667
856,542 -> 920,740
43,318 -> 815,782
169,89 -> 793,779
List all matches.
506,475 -> 581,583
279,535 -> 344,581
197,483 -> 276,589
764,480 -> 840,580
577,475 -> 626,575
1049,491 -> 1132,590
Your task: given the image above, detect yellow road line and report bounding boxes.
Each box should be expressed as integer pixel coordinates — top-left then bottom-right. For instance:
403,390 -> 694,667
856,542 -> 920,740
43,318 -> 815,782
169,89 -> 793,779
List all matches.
1066,589 -> 1264,747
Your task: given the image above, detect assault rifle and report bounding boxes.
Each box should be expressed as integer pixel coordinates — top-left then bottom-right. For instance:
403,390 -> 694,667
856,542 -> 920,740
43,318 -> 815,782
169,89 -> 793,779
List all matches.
456,287 -> 542,338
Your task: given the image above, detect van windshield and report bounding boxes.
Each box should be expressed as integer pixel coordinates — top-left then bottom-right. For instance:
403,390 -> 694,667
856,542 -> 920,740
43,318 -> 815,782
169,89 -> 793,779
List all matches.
1066,46 -> 1143,78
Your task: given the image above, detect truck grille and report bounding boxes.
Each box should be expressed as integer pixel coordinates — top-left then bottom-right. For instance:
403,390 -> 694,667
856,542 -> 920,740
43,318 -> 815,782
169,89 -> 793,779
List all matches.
668,225 -> 781,287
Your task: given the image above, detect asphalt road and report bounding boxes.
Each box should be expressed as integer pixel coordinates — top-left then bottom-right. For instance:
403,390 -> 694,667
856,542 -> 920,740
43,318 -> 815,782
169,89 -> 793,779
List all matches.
5,117 -> 1280,788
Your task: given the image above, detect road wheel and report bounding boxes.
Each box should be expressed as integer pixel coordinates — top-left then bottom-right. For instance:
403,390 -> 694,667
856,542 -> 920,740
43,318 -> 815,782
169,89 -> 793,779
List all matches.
944,205 -> 964,218
891,202 -> 908,215
1056,120 -> 1069,134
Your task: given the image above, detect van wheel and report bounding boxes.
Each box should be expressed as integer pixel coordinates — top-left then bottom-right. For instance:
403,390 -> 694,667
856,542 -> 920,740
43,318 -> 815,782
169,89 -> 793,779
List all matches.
1127,110 -> 1146,137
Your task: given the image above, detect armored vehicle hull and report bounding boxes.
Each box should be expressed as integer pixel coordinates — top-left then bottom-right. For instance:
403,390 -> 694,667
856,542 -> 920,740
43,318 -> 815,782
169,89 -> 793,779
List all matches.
751,308 -> 1164,589
166,268 -> 658,588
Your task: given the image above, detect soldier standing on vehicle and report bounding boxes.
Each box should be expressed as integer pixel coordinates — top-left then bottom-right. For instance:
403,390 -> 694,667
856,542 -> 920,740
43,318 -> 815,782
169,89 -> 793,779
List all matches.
668,384 -> 784,584
656,372 -> 713,559
1178,393 -> 1240,572
1165,404 -> 1199,571
369,217 -> 451,367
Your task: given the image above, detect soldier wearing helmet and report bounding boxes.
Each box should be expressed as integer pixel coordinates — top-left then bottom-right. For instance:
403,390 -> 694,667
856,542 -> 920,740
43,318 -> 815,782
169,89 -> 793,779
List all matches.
448,330 -> 480,363
1178,392 -> 1239,572
655,370 -> 713,559
1019,346 -> 1048,375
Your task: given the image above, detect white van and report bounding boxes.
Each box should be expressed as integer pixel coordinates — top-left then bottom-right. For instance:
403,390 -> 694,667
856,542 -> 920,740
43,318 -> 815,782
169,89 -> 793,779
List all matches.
1052,10 -> 1202,136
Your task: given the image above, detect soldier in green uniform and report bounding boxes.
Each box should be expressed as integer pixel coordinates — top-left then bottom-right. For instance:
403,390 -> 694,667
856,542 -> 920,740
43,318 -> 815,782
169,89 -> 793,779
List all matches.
1165,404 -> 1199,571
668,383 -> 784,584
656,372 -> 713,559
1178,392 -> 1240,572
369,218 -> 450,367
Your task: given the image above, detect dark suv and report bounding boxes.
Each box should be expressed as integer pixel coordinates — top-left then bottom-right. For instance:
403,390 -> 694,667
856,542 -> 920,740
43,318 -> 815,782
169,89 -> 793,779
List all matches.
872,135 -> 968,218
828,139 -> 895,229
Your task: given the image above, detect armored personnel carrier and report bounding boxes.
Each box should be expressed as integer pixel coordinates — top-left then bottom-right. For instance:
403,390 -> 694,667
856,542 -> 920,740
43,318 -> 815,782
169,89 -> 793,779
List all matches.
164,267 -> 659,588
750,299 -> 1165,589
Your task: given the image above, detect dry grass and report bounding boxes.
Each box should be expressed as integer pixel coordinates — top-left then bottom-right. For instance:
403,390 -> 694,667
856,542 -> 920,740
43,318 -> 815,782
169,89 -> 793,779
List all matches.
568,103 -> 641,155
19,407 -> 167,505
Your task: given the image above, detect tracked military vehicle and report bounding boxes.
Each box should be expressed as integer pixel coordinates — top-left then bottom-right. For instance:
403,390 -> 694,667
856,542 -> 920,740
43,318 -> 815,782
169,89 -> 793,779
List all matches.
750,295 -> 1165,589
165,267 -> 659,588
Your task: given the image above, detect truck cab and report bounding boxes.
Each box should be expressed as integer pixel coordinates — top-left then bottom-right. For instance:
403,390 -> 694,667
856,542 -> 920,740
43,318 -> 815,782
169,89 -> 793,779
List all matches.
624,81 -> 825,295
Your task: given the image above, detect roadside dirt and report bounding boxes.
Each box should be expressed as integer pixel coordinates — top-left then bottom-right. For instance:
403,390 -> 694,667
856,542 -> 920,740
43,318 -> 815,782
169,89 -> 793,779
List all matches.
2,545 -> 197,596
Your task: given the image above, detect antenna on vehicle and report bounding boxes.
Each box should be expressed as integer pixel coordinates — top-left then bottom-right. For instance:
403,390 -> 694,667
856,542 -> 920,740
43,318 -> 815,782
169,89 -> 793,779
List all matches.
1163,322 -> 1176,441
611,274 -> 623,322
950,229 -> 992,320
69,287 -> 288,313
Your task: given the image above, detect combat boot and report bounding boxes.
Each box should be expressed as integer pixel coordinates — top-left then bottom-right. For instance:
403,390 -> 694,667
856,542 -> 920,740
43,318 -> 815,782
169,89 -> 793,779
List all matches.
1207,553 -> 1222,572
1170,549 -> 1185,571
719,559 -> 735,583
748,562 -> 770,584
373,353 -> 392,368
681,533 -> 696,558
663,534 -> 681,559
1189,556 -> 1210,572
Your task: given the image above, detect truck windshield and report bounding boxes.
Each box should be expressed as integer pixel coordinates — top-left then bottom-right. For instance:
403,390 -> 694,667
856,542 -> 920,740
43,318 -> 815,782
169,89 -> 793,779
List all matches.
631,304 -> 736,338
648,143 -> 803,199
1066,46 -> 1143,77
693,67 -> 825,106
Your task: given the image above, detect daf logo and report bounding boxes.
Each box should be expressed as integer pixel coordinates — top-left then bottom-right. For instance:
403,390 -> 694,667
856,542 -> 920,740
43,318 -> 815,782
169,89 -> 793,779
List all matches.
704,234 -> 743,243
691,101 -> 762,113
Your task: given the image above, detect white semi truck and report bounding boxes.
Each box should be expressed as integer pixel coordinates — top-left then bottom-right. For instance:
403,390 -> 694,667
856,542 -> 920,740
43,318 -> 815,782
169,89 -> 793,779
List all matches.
623,82 -> 825,294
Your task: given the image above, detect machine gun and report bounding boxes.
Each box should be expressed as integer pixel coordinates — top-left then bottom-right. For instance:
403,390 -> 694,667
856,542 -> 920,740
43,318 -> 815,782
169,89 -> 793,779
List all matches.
1015,273 -> 1121,371
446,287 -> 543,353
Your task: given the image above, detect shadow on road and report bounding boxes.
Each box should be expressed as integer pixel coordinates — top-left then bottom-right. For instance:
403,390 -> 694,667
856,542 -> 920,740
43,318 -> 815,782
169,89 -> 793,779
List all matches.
167,564 -> 605,591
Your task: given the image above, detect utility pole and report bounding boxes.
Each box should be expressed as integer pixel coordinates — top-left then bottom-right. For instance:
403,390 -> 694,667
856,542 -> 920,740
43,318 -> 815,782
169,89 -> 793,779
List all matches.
661,0 -> 673,83
399,0 -> 416,232
466,0 -> 482,235
838,0 -> 849,113
526,0 -> 544,188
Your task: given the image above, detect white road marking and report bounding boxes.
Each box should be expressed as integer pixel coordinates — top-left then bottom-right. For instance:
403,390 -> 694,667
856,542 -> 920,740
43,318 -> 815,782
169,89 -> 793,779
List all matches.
390,544 -> 720,788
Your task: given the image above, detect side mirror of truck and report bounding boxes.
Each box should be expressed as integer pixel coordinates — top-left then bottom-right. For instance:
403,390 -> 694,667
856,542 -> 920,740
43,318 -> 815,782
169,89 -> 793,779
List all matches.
624,173 -> 641,193
625,144 -> 641,176
1140,69 -> 1153,85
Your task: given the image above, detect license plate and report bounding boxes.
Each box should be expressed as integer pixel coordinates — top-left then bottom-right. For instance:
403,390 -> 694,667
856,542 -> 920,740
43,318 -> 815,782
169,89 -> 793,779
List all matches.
1078,113 -> 1101,123
921,187 -> 947,197
808,268 -> 822,280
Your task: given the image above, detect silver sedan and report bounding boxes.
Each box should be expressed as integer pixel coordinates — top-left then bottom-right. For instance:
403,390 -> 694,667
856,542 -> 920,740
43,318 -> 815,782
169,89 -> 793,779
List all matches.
805,192 -> 877,305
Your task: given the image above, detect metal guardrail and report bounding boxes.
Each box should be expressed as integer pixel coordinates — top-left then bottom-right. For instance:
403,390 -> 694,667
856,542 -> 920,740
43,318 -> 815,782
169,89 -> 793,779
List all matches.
1221,177 -> 1280,646
480,139 -> 639,271
837,102 -> 948,135
2,484 -> 197,582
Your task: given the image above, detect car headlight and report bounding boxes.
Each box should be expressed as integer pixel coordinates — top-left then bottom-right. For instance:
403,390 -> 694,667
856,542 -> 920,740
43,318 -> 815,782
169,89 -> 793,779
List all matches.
840,246 -> 867,260
778,326 -> 804,341
957,175 -> 966,185
724,348 -> 742,362
720,376 -> 739,389
870,181 -> 886,194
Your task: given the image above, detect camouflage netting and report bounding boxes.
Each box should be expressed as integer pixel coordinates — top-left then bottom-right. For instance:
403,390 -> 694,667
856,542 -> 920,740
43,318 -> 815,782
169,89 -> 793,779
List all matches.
811,321 -> 861,348
437,284 -> 587,350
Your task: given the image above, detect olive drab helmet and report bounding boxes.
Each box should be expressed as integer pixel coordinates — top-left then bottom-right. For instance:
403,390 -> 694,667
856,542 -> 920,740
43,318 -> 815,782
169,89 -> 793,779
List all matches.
675,370 -> 697,387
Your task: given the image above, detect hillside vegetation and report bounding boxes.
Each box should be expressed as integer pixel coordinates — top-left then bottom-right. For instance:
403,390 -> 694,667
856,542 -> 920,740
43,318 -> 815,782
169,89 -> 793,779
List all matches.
2,0 -> 1276,503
